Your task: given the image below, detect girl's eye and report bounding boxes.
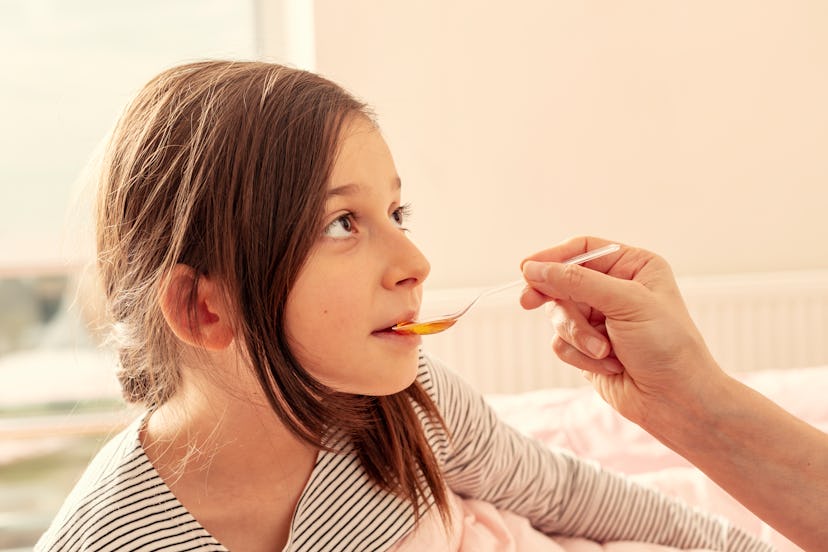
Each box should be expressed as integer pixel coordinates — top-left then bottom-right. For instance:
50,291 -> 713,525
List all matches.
324,213 -> 355,238
391,203 -> 412,228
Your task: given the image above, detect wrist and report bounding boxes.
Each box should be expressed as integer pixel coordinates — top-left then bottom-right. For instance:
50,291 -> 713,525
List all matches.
637,359 -> 736,454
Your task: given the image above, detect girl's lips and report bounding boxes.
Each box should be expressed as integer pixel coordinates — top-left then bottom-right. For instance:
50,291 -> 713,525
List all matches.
372,329 -> 421,344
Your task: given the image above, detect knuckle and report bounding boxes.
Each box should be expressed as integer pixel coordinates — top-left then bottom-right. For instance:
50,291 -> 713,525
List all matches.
548,301 -> 581,345
552,313 -> 576,343
561,263 -> 585,294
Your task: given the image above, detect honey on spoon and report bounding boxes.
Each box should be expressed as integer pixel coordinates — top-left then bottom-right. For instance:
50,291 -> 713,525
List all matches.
393,243 -> 620,336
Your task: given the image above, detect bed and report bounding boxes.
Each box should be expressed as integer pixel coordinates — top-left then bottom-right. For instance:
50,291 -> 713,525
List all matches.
479,365 -> 828,551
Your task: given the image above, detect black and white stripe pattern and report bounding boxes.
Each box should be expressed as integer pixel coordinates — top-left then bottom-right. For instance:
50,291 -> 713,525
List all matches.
36,355 -> 773,551
36,423 -> 225,551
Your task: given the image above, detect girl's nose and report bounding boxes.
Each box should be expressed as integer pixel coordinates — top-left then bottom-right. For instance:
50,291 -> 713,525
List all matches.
383,230 -> 431,289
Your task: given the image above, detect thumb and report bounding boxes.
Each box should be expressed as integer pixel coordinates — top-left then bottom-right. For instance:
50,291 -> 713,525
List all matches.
522,260 -> 639,317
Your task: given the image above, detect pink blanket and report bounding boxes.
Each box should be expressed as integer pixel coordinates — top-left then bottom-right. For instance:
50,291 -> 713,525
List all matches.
393,489 -> 738,551
397,366 -> 828,551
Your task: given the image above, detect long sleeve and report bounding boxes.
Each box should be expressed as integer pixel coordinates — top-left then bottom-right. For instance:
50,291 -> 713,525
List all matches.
421,355 -> 773,552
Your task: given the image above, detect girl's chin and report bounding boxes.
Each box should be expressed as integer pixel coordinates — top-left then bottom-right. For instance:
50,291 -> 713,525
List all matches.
325,361 -> 420,396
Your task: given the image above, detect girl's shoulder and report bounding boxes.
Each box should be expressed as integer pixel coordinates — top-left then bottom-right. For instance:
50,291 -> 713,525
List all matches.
415,352 -> 493,459
35,414 -> 224,551
417,351 -> 484,412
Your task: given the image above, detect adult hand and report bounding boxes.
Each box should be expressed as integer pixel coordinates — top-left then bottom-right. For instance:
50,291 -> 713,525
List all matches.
519,236 -> 724,427
520,237 -> 828,550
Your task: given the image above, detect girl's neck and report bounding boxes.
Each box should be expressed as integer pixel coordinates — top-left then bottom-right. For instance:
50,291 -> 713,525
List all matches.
141,359 -> 317,491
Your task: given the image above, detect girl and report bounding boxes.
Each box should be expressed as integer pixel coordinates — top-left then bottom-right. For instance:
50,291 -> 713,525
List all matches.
37,60 -> 773,552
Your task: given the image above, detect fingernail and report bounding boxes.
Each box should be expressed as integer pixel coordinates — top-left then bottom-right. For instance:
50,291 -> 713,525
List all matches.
523,261 -> 548,282
585,336 -> 608,358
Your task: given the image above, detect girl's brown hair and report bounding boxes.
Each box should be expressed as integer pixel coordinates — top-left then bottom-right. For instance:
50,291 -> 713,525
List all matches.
96,60 -> 448,522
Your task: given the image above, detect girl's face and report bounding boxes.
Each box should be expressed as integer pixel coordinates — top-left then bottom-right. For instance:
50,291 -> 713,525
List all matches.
284,117 -> 430,395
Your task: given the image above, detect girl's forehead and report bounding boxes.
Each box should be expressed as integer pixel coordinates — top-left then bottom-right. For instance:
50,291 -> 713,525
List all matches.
336,116 -> 382,151
327,121 -> 396,191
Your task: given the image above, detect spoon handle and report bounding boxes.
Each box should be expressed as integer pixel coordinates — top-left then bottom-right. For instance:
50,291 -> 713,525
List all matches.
559,243 -> 621,266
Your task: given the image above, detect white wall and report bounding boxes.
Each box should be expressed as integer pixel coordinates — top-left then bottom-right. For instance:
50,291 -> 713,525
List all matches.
262,1 -> 828,289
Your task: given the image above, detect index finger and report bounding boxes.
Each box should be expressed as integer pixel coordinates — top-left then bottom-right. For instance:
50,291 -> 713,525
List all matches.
523,260 -> 643,319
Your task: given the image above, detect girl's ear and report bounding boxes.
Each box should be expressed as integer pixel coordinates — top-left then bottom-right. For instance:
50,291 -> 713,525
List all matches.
159,264 -> 235,351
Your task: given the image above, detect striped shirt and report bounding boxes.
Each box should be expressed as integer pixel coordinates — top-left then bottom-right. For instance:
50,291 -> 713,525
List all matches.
36,354 -> 773,551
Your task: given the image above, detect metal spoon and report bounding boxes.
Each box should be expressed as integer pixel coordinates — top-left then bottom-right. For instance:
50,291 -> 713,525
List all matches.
392,243 -> 620,336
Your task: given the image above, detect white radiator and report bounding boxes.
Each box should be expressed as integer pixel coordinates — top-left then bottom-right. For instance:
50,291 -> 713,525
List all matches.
420,270 -> 828,394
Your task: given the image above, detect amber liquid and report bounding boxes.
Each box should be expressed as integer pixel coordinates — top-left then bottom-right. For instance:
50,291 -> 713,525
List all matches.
392,318 -> 457,335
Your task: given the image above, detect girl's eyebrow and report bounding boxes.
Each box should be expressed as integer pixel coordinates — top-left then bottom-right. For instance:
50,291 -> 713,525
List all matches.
327,177 -> 402,198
